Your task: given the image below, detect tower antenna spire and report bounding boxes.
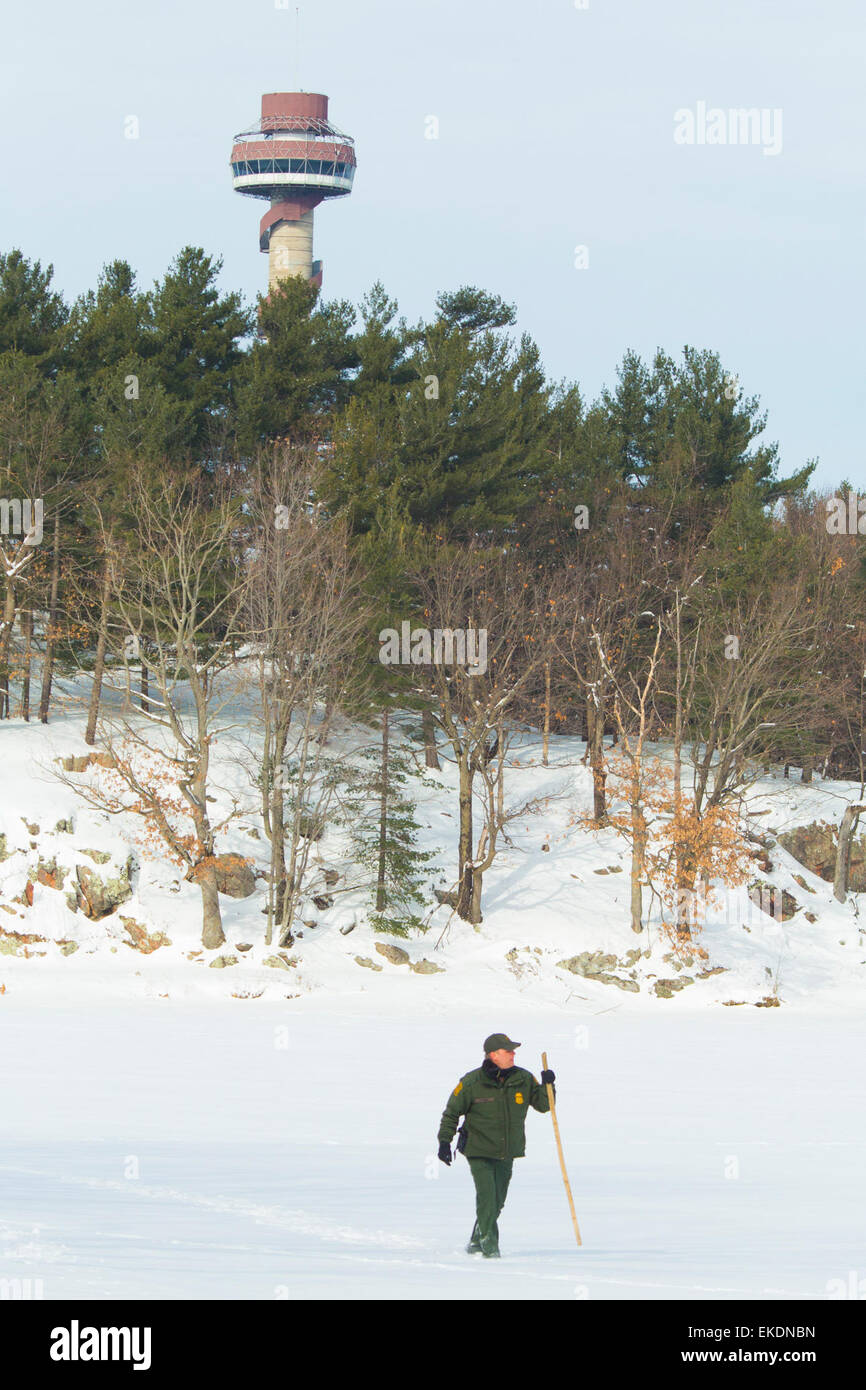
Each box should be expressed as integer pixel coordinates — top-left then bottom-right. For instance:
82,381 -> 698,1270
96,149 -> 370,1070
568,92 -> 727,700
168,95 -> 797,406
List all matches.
296,7 -> 301,90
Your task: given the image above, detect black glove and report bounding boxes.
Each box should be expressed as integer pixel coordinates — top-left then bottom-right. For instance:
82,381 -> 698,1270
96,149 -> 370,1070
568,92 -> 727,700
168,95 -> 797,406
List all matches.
541,1069 -> 556,1086
438,1141 -> 452,1166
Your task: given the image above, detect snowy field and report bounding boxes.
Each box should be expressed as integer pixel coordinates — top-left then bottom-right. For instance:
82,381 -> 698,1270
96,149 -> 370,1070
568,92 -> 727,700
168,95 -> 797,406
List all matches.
2,698 -> 866,1298
2,996 -> 864,1300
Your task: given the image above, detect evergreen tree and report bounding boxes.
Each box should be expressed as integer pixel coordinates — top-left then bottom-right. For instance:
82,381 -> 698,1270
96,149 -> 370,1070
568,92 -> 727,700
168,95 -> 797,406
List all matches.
0,250 -> 68,372
342,714 -> 437,936
235,275 -> 357,449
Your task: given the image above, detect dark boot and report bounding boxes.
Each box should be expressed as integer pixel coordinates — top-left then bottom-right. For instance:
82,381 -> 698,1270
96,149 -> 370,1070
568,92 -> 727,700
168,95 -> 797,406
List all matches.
466,1221 -> 482,1254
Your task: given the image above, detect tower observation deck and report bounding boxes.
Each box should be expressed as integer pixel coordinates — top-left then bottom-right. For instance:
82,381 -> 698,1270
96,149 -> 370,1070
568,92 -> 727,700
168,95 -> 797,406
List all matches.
230,91 -> 356,291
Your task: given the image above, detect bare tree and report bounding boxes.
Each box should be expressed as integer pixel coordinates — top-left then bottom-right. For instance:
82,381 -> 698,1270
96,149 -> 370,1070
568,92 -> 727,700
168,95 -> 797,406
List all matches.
411,539 -> 545,923
75,465 -> 248,948
245,447 -> 373,946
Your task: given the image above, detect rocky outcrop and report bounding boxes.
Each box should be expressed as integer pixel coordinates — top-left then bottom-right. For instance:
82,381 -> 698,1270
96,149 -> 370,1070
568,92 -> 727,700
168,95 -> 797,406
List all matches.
73,859 -> 134,919
120,916 -> 171,953
375,942 -> 410,966
212,855 -> 256,899
556,950 -> 640,992
355,955 -> 383,971
654,976 -> 694,998
778,821 -> 866,892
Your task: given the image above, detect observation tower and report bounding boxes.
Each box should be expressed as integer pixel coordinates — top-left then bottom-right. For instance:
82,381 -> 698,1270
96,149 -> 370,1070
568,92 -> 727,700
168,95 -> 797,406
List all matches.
230,91 -> 356,291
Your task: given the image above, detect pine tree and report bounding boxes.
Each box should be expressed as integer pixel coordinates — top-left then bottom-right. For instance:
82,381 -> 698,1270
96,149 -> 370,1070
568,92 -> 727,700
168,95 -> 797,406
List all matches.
342,713 -> 437,936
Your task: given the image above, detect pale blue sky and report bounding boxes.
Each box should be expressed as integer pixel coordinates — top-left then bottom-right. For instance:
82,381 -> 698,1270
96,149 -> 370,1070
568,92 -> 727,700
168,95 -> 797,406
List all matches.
2,0 -> 863,489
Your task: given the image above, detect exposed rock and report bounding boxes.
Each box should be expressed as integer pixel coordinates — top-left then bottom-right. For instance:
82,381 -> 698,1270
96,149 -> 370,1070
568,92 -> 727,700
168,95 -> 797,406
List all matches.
557,950 -> 639,990
778,821 -> 866,892
433,887 -> 458,907
410,958 -> 445,974
263,954 -> 293,970
22,819 -> 40,836
58,941 -> 79,956
0,834 -> 10,862
0,928 -> 47,957
375,942 -> 410,966
119,916 -> 171,953
756,996 -> 781,1007
748,882 -> 799,921
74,860 -> 133,919
59,752 -> 115,773
323,868 -> 340,887
557,951 -> 619,977
209,954 -> 238,969
235,942 -> 254,952
654,976 -> 694,998
29,858 -> 66,891
190,854 -> 256,898
215,855 -> 256,898
355,955 -> 383,971
791,873 -> 815,894
54,819 -> 74,834
312,894 -> 334,911
80,849 -> 112,865
697,965 -> 727,978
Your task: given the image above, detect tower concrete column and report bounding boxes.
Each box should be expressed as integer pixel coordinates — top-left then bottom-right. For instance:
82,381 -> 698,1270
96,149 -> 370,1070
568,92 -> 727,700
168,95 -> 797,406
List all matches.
268,210 -> 315,288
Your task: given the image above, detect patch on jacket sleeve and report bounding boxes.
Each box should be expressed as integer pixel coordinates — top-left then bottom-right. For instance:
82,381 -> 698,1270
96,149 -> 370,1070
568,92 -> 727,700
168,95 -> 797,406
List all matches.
514,1092 -> 524,1104
452,1081 -> 463,1096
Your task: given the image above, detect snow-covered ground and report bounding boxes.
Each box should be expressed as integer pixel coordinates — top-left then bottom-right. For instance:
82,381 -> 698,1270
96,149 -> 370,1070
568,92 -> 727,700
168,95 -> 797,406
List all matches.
2,998 -> 864,1300
1,684 -> 865,1298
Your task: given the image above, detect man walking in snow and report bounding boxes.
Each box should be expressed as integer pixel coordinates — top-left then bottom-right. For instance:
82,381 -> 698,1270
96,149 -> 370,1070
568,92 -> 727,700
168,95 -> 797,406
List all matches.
437,1033 -> 555,1258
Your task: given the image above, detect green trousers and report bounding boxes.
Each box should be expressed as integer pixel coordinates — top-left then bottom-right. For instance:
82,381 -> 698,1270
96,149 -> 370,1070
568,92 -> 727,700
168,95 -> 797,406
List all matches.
467,1157 -> 514,1254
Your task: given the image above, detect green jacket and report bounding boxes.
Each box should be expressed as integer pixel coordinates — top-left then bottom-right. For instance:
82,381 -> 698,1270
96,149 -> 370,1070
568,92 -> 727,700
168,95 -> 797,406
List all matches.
438,1060 -> 553,1160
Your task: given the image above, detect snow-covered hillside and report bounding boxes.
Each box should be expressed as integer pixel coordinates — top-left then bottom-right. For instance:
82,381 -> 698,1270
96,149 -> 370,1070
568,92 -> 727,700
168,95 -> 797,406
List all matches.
1,684 -> 864,1010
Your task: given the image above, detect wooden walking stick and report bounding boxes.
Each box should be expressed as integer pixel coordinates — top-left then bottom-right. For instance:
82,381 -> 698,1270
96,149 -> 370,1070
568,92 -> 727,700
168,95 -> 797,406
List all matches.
542,1051 -> 582,1246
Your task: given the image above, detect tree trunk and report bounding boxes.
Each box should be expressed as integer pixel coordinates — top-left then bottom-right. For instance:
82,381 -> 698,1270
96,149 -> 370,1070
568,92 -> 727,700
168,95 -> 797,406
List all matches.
199,869 -> 225,950
20,609 -> 32,720
542,662 -> 551,766
496,717 -> 505,831
587,697 -> 607,822
833,805 -> 864,902
85,560 -> 112,745
0,577 -> 16,718
140,657 -> 150,715
802,756 -> 813,784
423,707 -> 440,770
630,805 -> 646,934
456,753 -> 476,921
38,511 -> 61,723
375,709 -> 389,912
